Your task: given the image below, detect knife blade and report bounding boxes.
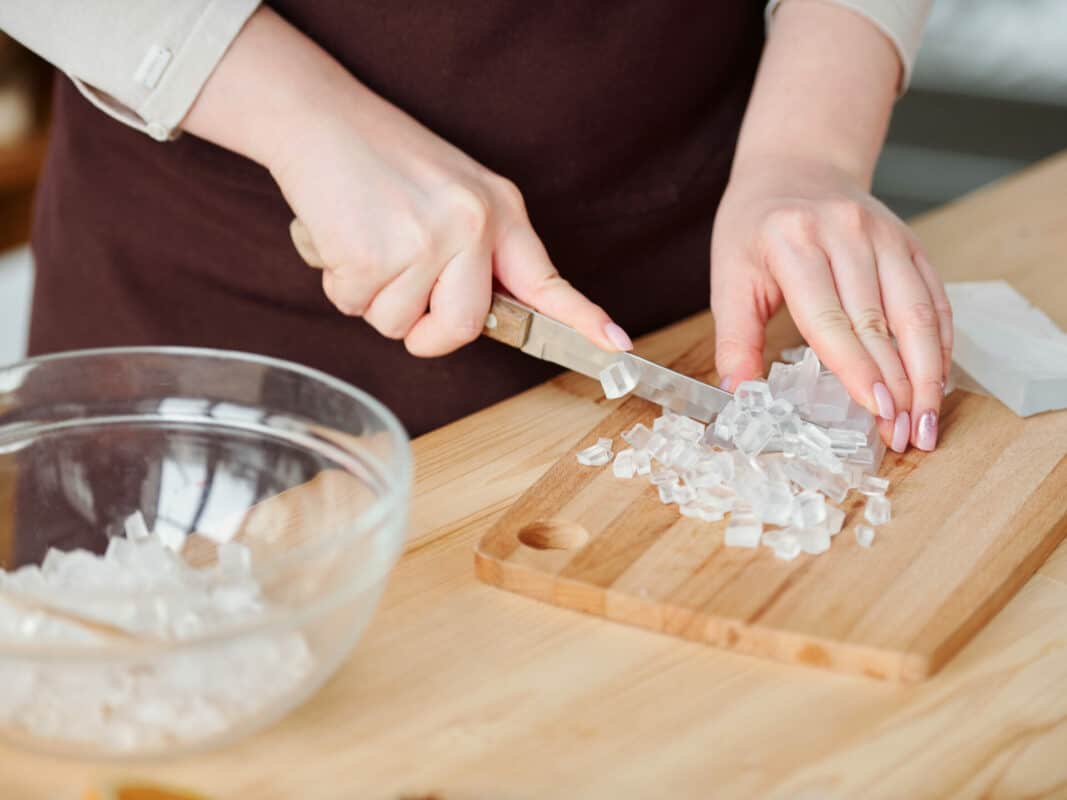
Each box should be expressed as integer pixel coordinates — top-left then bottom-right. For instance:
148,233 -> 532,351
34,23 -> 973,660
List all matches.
484,293 -> 731,422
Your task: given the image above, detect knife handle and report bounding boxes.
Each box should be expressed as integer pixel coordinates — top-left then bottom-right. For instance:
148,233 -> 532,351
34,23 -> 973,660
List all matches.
289,218 -> 533,348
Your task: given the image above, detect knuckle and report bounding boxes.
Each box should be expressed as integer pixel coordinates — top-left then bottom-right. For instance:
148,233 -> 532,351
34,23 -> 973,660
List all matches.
888,373 -> 912,397
904,301 -> 940,332
913,376 -> 944,397
765,207 -> 818,240
811,306 -> 853,335
830,200 -> 868,232
444,184 -> 491,238
851,306 -> 890,341
491,176 -> 526,213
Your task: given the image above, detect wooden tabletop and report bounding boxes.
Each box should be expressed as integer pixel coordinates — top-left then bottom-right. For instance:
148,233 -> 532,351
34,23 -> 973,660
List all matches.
5,154 -> 1067,799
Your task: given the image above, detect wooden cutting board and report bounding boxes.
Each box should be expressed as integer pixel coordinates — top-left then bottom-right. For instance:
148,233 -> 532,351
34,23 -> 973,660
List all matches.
476,351 -> 1067,682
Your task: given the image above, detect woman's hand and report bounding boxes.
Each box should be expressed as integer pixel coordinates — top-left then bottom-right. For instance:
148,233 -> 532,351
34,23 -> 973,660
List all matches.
711,156 -> 952,452
183,7 -> 631,358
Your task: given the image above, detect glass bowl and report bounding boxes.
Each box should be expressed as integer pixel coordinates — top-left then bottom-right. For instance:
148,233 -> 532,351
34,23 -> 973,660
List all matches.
0,347 -> 411,758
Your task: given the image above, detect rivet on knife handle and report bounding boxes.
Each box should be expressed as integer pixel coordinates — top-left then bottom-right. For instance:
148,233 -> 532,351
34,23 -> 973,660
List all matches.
483,294 -> 533,349
289,218 -> 532,347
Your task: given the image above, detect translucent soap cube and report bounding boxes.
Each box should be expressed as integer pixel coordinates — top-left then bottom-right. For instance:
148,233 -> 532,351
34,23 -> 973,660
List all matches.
725,514 -> 762,548
683,461 -> 723,489
657,483 -> 676,504
577,444 -> 612,466
736,381 -> 772,412
797,526 -> 831,555
599,359 -> 640,399
793,491 -> 827,528
772,533 -> 802,561
698,485 -> 736,513
762,481 -> 795,527
622,423 -> 654,451
858,475 -> 890,496
650,467 -> 679,486
767,362 -> 794,400
864,495 -> 891,526
780,345 -> 809,364
855,524 -> 875,548
672,484 -> 696,506
653,411 -> 678,435
646,433 -> 672,464
634,450 -> 652,476
671,444 -> 704,471
735,414 -> 776,457
673,416 -> 706,442
597,437 -> 613,452
825,504 -> 845,536
680,503 -> 704,519
613,449 -> 637,479
808,374 -> 850,423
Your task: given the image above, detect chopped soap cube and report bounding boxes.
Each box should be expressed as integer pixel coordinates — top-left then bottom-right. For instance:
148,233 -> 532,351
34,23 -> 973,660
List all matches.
864,495 -> 891,526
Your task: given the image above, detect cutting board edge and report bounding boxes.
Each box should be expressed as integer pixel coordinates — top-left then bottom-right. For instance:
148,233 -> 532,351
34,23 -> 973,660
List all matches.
474,545 -> 933,683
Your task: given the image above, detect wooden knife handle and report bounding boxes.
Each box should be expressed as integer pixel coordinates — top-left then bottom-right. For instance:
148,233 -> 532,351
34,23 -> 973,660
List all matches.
288,217 -> 533,349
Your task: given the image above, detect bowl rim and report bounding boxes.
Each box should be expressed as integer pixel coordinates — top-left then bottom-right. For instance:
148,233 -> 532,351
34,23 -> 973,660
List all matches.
0,345 -> 413,659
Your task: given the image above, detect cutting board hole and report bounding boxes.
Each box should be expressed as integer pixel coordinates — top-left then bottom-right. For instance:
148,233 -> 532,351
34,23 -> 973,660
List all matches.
518,519 -> 589,550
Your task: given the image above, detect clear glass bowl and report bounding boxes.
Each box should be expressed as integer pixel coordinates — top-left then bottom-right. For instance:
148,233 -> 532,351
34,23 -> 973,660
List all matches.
0,348 -> 411,758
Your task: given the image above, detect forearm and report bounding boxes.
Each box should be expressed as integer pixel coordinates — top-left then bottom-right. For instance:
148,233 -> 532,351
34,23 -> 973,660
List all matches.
181,6 -> 363,170
734,0 -> 901,187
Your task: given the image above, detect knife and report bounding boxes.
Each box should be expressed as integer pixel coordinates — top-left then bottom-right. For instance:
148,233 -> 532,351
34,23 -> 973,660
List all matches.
289,219 -> 731,421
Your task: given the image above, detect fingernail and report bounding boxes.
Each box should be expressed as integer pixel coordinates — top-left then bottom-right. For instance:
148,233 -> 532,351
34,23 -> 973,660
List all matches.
719,375 -> 733,392
916,409 -> 938,451
891,411 -> 910,453
872,382 -> 895,421
603,322 -> 633,352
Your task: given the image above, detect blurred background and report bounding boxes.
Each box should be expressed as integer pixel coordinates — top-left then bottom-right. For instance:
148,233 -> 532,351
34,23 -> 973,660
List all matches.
1,0 -> 1066,366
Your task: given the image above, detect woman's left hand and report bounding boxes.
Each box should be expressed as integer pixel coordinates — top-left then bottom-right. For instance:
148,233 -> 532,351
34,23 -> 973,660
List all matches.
709,155 -> 953,452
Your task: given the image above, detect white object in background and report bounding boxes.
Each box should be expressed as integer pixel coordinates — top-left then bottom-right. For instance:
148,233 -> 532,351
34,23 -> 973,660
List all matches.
0,245 -> 34,366
946,280 -> 1067,417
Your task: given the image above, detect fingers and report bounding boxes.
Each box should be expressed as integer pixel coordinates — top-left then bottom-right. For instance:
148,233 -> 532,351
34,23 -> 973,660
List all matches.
765,232 -> 888,419
819,227 -> 912,448
361,263 -> 438,340
493,223 -> 632,352
875,238 -> 944,451
710,265 -> 770,390
404,247 -> 493,357
913,249 -> 954,384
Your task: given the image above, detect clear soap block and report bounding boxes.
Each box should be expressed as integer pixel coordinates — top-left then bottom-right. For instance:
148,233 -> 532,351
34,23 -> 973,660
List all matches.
599,359 -> 640,399
577,444 -> 612,466
858,475 -> 890,496
725,514 -> 762,548
793,490 -> 827,528
855,524 -> 875,548
864,495 -> 891,526
613,448 -> 636,479
622,423 -> 654,451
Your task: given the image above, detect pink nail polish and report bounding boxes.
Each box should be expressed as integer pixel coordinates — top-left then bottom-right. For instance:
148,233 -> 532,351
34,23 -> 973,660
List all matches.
873,382 -> 894,421
916,409 -> 938,451
603,322 -> 633,352
891,411 -> 909,453
719,375 -> 733,392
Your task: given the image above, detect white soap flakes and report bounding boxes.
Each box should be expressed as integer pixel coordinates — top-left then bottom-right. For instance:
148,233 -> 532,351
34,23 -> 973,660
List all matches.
582,346 -> 892,560
0,527 -> 314,751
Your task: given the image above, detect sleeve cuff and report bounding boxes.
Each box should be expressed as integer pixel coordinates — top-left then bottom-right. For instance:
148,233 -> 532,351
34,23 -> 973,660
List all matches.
765,0 -> 932,94
69,0 -> 260,141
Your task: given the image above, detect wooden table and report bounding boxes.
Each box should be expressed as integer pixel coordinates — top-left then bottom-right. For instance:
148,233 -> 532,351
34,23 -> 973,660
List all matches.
5,154 -> 1067,800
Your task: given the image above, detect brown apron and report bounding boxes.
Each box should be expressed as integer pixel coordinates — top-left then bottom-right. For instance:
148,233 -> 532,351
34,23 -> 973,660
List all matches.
30,2 -> 764,437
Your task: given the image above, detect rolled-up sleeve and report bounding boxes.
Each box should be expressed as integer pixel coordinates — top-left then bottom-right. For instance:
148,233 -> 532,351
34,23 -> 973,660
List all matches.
0,1 -> 260,141
765,0 -> 933,92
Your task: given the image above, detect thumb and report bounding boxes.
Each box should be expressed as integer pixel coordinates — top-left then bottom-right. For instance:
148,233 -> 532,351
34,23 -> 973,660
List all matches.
712,278 -> 769,391
494,222 -> 632,352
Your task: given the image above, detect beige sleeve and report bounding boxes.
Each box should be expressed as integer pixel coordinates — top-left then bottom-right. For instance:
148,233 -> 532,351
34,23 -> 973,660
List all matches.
0,1 -> 260,141
765,0 -> 933,92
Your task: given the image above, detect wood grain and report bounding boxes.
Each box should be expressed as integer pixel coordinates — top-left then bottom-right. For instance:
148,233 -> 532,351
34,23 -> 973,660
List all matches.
3,154 -> 1067,799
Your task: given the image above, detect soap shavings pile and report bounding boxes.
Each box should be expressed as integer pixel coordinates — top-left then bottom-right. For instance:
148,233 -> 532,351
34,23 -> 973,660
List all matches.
579,347 -> 892,558
0,513 -> 315,752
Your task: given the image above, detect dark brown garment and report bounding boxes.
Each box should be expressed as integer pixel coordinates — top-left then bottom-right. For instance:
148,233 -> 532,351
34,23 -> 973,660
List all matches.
31,2 -> 764,437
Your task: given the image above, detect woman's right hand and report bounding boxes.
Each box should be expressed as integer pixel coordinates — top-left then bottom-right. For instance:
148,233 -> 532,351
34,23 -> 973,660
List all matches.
182,8 -> 631,357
